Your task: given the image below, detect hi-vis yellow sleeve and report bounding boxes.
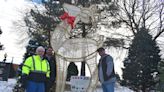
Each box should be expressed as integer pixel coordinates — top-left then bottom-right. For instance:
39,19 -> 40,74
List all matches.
22,57 -> 32,75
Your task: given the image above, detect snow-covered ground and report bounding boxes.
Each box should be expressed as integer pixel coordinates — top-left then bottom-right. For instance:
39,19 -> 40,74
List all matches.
0,79 -> 17,92
0,78 -> 134,92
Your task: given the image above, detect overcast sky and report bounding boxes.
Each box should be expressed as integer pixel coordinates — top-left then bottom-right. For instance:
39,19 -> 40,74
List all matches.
0,0 -> 38,64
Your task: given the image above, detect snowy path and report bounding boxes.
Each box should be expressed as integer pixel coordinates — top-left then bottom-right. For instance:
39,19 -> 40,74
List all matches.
0,79 -> 133,92
0,79 -> 17,92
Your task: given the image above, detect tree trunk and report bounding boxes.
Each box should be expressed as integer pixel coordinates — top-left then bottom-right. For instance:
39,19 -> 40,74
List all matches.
81,23 -> 86,76
141,84 -> 146,92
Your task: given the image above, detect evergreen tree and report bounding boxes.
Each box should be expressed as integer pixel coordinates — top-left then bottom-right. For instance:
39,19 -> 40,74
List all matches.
66,62 -> 78,81
23,39 -> 40,59
26,0 -> 63,46
158,59 -> 164,91
24,0 -> 63,58
121,28 -> 161,92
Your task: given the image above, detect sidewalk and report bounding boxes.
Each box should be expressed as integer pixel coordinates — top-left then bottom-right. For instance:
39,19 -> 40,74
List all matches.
65,87 -> 133,92
64,82 -> 134,92
0,79 -> 134,92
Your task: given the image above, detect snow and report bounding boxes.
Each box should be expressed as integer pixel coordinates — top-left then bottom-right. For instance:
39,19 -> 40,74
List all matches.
0,79 -> 17,92
0,78 -> 134,92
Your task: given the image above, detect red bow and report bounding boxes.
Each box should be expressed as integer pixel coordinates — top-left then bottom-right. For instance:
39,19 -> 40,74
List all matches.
60,12 -> 76,29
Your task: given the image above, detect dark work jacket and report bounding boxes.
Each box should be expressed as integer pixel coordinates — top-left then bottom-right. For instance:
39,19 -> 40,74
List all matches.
46,55 -> 56,82
98,55 -> 116,81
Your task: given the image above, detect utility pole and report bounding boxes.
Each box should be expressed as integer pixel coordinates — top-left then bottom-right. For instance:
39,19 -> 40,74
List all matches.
81,23 -> 86,76
80,20 -> 92,76
48,29 -> 51,47
80,0 -> 89,76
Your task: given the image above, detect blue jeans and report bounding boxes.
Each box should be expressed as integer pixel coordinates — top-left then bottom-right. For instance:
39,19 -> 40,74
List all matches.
102,82 -> 115,92
26,81 -> 45,92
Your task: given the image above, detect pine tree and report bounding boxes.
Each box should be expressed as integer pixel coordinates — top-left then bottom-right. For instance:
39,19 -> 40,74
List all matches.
158,59 -> 164,91
24,0 -> 64,58
121,28 -> 161,92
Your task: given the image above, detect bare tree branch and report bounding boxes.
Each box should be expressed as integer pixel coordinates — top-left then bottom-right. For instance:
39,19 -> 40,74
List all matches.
153,2 -> 164,40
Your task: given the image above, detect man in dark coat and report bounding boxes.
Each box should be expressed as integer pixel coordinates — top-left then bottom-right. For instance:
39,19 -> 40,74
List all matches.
45,47 -> 56,92
97,47 -> 116,92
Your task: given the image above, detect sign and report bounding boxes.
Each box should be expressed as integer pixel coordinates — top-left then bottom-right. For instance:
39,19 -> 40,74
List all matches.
0,62 -> 11,81
70,76 -> 90,92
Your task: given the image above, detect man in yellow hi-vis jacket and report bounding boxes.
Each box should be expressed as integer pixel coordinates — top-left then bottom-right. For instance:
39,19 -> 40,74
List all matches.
21,46 -> 50,92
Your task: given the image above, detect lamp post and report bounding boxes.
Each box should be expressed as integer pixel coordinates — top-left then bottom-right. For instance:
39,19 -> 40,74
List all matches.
81,23 -> 86,76
80,0 -> 89,76
3,53 -> 7,62
0,27 -> 2,35
0,27 -> 3,50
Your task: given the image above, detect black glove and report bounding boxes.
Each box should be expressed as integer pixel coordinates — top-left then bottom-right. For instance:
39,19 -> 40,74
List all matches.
20,74 -> 28,88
